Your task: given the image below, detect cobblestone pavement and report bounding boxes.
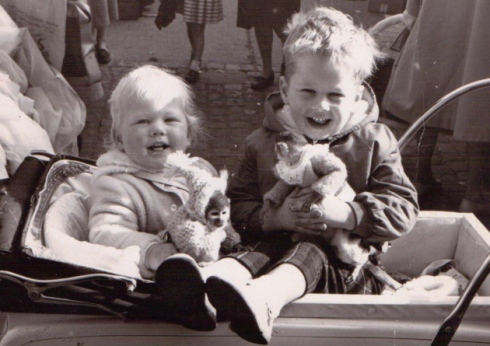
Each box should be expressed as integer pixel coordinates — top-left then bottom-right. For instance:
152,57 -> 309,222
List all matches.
78,5 -> 490,229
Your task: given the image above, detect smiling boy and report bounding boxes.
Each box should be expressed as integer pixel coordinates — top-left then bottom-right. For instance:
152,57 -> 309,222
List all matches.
203,7 -> 419,344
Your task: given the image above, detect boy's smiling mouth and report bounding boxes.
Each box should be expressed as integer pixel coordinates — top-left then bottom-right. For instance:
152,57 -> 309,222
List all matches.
308,116 -> 331,126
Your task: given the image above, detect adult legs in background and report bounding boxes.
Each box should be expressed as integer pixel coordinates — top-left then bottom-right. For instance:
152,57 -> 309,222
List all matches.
412,127 -> 441,193
252,24 -> 287,90
459,141 -> 490,213
185,22 -> 206,84
88,0 -> 118,64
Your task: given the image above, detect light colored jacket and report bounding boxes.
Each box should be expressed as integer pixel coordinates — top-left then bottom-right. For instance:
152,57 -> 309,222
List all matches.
88,149 -> 216,279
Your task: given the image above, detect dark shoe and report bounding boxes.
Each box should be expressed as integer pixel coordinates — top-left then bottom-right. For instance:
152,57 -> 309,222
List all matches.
95,47 -> 111,64
207,276 -> 273,344
155,254 -> 216,331
251,74 -> 274,91
184,69 -> 200,84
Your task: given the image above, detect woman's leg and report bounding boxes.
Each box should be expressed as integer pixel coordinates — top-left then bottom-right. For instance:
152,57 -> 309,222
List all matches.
459,141 -> 490,212
254,25 -> 274,78
251,25 -> 275,90
184,22 -> 205,83
94,26 -> 111,64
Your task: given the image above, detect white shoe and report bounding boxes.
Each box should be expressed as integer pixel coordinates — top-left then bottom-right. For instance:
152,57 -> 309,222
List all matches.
207,276 -> 273,344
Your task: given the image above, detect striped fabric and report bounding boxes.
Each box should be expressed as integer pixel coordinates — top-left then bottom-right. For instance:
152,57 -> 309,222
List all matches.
177,0 -> 223,24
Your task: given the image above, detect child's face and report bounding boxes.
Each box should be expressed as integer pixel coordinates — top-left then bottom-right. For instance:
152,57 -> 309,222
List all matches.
280,54 -> 364,141
119,98 -> 190,170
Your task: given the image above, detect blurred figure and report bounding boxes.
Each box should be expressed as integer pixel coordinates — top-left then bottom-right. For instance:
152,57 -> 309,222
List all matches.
382,0 -> 490,214
237,0 -> 300,90
88,0 -> 119,64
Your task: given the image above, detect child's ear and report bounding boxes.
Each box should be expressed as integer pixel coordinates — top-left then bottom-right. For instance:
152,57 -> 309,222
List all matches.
279,76 -> 290,105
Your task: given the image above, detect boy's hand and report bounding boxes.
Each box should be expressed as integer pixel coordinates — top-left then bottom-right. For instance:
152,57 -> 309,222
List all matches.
292,194 -> 356,232
146,243 -> 178,271
262,191 -> 328,236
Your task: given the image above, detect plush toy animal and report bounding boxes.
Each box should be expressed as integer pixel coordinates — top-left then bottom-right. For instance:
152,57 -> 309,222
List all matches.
165,151 -> 241,267
263,131 -> 397,286
264,131 -> 355,212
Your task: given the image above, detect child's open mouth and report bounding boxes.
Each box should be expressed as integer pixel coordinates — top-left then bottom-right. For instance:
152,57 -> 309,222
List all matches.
307,117 -> 330,127
148,143 -> 169,152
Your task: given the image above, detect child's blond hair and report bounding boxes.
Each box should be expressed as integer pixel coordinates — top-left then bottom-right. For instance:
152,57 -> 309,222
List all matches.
108,65 -> 203,150
283,7 -> 383,81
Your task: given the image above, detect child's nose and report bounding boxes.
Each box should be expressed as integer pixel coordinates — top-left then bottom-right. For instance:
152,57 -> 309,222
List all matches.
320,98 -> 331,111
150,121 -> 166,136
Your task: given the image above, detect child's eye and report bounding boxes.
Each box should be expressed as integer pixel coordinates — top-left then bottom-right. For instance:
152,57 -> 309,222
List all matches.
329,93 -> 345,102
329,92 -> 344,98
135,119 -> 150,124
301,88 -> 316,94
165,116 -> 182,124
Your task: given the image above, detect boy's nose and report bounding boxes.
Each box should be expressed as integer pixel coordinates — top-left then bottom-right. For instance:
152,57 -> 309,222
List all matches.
319,99 -> 331,111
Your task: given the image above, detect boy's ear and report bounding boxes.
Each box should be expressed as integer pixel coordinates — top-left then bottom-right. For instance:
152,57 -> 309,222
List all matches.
279,76 -> 290,105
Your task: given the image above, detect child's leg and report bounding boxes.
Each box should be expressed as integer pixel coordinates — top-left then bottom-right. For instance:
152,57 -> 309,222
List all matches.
201,257 -> 252,283
207,241 -> 324,344
155,253 -> 215,331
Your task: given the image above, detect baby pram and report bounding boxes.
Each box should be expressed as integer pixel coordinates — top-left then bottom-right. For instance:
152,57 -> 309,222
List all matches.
1,80 -> 490,345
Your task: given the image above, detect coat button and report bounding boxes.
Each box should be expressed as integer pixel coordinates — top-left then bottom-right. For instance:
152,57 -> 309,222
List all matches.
171,204 -> 177,211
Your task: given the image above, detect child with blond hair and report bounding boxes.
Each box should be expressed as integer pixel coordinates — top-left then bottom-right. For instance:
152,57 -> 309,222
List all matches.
88,65 -> 217,330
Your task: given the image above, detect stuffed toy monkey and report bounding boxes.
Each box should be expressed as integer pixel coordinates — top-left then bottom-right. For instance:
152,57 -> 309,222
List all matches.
165,151 -> 241,266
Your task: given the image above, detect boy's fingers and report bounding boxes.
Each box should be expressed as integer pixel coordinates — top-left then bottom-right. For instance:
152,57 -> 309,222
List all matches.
295,221 -> 328,234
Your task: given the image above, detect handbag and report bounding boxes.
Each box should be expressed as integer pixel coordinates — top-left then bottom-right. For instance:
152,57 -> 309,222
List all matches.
155,0 -> 177,30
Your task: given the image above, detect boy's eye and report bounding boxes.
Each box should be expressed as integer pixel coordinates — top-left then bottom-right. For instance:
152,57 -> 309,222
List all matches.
135,119 -> 150,124
329,92 -> 344,98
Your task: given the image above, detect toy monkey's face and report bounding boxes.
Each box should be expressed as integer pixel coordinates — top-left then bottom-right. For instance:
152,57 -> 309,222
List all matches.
205,190 -> 230,228
206,207 -> 229,228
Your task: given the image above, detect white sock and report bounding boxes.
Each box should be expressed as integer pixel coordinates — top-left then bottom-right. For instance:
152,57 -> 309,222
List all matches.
189,60 -> 201,71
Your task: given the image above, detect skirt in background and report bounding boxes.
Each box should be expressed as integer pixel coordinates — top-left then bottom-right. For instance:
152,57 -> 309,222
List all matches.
88,0 -> 119,28
177,0 -> 223,24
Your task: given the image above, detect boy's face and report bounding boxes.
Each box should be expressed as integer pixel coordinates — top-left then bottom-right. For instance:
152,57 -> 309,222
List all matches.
280,54 -> 364,141
119,98 -> 190,170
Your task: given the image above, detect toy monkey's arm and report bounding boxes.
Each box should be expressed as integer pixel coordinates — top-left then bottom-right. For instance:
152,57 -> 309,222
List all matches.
221,223 -> 243,254
263,180 -> 295,207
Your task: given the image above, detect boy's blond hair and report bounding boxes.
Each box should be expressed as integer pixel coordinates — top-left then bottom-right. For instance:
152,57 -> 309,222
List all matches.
283,7 -> 383,81
108,65 -> 203,150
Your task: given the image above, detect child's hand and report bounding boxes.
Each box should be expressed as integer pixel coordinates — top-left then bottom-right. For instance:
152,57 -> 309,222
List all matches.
292,194 -> 356,232
146,243 -> 178,271
262,192 -> 326,236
